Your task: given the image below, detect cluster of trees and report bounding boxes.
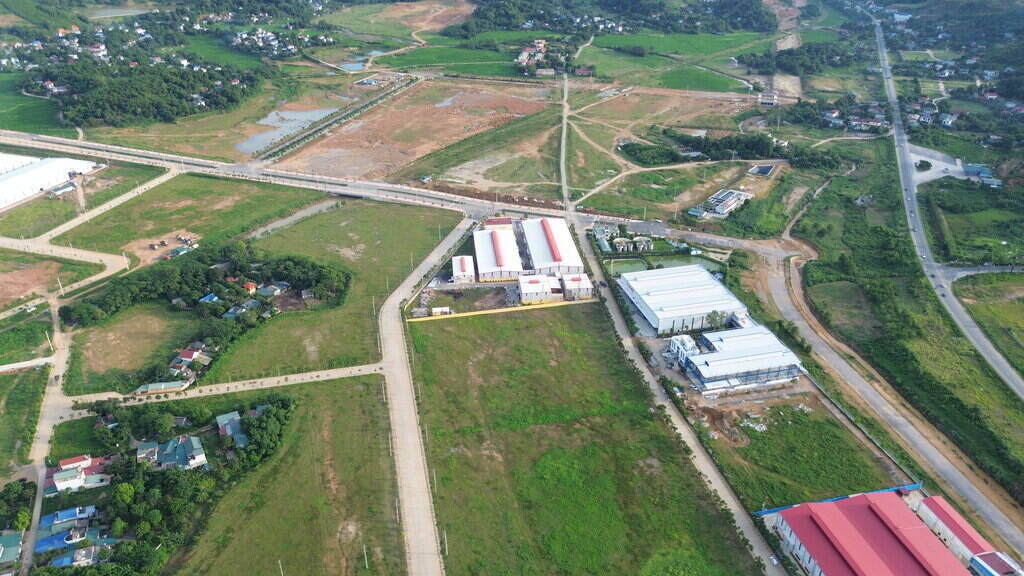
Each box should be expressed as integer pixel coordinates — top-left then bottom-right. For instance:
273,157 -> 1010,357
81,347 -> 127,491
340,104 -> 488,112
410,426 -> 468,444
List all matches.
61,241 -> 349,328
444,0 -> 775,37
620,130 -> 842,171
771,94 -> 859,127
28,60 -> 264,126
36,396 -> 295,576
738,42 -> 854,76
619,142 -> 686,166
0,480 -> 33,532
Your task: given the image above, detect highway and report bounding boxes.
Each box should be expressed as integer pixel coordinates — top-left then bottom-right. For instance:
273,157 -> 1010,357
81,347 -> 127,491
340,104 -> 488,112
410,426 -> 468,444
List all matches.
871,14 -> 1024,401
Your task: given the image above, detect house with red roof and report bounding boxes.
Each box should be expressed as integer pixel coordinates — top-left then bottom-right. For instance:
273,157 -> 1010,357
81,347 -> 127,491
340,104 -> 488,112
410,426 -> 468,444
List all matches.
915,495 -> 993,562
57,455 -> 91,472
770,491 -> 970,576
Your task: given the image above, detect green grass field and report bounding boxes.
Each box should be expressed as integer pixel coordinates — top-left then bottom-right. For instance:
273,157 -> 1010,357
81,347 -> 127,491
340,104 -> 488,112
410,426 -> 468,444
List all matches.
0,0 -> 81,29
55,174 -> 322,255
172,377 -> 403,575
181,34 -> 262,68
411,305 -> 761,575
378,46 -> 509,69
48,414 -> 105,463
566,124 -> 620,192
593,32 -> 764,57
64,303 -> 200,395
705,402 -> 893,510
0,369 -> 46,471
0,162 -> 166,239
955,274 -> 1024,379
576,47 -> 746,92
0,73 -> 75,137
203,201 -> 460,382
801,29 -> 840,45
0,307 -> 51,365
918,176 -> 1023,265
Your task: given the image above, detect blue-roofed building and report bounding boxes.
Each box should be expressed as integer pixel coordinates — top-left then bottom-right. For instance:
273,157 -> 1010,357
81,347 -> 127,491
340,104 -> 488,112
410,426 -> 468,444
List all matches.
137,435 -> 207,470
40,506 -> 96,528
198,293 -> 220,304
216,411 -> 249,448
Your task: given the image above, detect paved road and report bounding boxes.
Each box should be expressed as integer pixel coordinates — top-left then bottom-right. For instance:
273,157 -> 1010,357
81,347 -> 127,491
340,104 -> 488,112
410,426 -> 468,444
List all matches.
0,357 -> 53,374
380,218 -> 472,576
870,14 -> 1024,400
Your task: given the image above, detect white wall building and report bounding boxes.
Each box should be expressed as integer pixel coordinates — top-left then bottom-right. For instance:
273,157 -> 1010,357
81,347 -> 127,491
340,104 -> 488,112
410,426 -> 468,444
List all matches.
561,274 -> 593,300
680,325 -> 802,394
915,496 -> 994,563
451,255 -> 476,283
473,228 -> 524,281
518,275 -> 562,304
522,217 -> 584,275
617,265 -> 748,334
0,152 -> 101,212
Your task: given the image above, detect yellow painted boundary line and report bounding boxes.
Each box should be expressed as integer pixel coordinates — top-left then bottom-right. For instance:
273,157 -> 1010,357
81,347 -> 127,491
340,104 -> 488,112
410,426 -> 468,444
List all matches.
407,298 -> 598,322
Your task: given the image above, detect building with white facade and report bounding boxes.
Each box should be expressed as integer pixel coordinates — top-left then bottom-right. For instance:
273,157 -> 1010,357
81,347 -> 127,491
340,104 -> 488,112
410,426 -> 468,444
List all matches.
451,255 -> 475,283
678,325 -> 803,394
561,274 -> 593,300
518,275 -> 562,304
522,217 -> 584,275
617,265 -> 748,334
0,152 -> 101,212
473,228 -> 524,281
915,496 -> 993,563
971,552 -> 1024,576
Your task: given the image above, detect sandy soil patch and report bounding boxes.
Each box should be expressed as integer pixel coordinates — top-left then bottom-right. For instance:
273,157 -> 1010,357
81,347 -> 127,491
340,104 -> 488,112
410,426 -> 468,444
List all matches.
733,163 -> 789,200
444,126 -> 558,189
382,0 -> 474,33
776,33 -> 801,51
763,0 -> 804,32
674,164 -> 749,208
0,14 -> 25,26
773,73 -> 803,98
0,261 -> 59,308
122,229 -> 202,266
581,91 -> 750,130
276,81 -> 548,178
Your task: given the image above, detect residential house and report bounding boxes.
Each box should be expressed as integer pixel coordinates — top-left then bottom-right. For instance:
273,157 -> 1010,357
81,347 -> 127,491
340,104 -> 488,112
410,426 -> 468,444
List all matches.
136,435 -> 207,470
216,411 -> 249,448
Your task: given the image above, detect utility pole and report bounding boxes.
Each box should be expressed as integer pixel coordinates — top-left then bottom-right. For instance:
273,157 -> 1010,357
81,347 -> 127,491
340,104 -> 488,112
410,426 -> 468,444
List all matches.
56,277 -> 64,297
44,331 -> 54,353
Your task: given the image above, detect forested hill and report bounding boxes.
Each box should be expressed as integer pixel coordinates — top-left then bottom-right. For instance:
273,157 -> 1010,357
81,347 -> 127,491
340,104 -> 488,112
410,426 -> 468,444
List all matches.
445,0 -> 777,37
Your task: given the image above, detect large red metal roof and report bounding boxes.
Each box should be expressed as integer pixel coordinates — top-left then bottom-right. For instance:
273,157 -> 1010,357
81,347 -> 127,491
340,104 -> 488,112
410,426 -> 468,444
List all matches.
779,492 -> 969,576
491,230 -> 504,267
540,218 -> 563,262
921,496 -> 993,555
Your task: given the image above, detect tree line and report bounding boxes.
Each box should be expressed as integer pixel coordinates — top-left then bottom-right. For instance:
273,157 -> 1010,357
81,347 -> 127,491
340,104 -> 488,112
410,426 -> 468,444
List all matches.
620,129 -> 842,171
737,42 -> 855,76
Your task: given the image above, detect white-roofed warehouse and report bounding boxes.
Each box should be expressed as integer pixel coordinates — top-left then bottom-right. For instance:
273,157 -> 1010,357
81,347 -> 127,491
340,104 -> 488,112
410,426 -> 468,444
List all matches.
618,265 -> 747,334
473,228 -> 523,281
522,217 -> 584,275
682,325 -> 803,394
0,152 -> 101,212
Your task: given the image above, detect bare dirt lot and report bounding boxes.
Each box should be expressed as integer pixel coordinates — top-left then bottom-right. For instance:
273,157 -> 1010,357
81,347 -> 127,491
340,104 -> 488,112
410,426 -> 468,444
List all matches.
0,261 -> 59,308
381,0 -> 474,35
122,229 -> 202,266
577,90 -> 751,135
80,305 -> 187,374
276,81 -> 549,178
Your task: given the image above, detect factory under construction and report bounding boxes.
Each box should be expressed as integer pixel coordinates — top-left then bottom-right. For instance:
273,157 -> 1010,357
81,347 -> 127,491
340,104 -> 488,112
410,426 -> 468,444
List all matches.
0,152 -> 102,212
460,216 -> 594,305
619,264 -> 803,396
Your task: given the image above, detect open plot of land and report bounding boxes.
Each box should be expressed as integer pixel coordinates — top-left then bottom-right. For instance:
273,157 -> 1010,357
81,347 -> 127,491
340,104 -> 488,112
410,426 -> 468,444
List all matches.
0,306 -> 51,365
203,201 -> 460,381
807,65 -> 885,101
955,274 -> 1024,379
0,162 -> 166,239
918,176 -> 1024,264
0,369 -> 45,473
576,47 -> 747,92
581,162 -> 745,220
566,123 -> 621,192
0,249 -> 101,310
65,303 -> 199,395
576,90 -> 751,135
593,32 -> 765,57
171,377 -> 403,576
698,394 -> 894,510
277,80 -> 550,179
180,34 -> 261,68
55,174 -> 322,258
411,305 -> 761,575
319,0 -> 472,40
0,73 -> 75,137
89,75 -> 384,162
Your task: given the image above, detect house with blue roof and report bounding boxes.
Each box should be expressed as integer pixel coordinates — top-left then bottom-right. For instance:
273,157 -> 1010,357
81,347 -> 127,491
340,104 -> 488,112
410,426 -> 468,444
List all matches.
40,506 -> 96,528
216,411 -> 249,448
198,293 -> 220,304
137,435 -> 207,470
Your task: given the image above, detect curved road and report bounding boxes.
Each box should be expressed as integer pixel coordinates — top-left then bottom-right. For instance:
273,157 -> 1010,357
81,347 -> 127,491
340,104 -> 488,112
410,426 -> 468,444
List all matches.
870,13 -> 1024,401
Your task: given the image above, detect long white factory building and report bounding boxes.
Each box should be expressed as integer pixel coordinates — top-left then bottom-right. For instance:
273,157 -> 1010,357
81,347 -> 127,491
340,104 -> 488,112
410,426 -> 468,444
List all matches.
618,265 -> 748,334
473,228 -> 524,281
0,152 -> 101,212
522,217 -> 584,275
